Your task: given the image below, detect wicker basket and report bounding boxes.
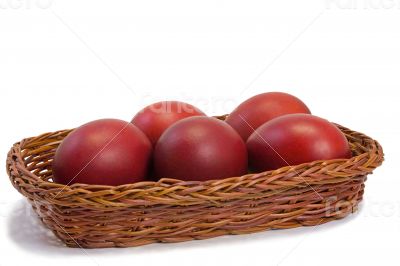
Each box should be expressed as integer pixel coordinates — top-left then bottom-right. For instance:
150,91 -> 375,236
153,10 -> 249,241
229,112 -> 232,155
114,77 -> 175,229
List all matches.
6,116 -> 384,248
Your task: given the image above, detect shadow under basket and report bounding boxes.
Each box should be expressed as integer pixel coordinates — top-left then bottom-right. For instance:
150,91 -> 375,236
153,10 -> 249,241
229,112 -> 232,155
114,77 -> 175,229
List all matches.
6,118 -> 384,248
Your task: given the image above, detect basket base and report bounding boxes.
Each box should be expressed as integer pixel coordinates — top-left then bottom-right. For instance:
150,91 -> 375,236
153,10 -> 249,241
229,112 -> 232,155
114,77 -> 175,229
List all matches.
32,180 -> 364,248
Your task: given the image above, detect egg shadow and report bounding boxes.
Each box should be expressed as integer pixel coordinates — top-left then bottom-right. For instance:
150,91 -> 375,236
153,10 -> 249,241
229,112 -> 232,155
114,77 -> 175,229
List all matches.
7,199 -> 363,257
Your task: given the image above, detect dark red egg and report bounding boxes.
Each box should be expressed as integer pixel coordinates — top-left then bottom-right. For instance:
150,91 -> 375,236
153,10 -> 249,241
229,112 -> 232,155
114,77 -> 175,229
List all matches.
247,114 -> 352,172
226,92 -> 311,141
154,116 -> 248,181
131,101 -> 206,145
52,119 -> 152,186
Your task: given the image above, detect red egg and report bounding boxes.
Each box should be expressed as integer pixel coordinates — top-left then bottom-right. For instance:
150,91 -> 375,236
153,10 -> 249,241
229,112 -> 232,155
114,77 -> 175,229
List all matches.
52,119 -> 152,186
154,116 -> 248,181
226,92 -> 311,141
131,101 -> 206,145
247,114 -> 352,172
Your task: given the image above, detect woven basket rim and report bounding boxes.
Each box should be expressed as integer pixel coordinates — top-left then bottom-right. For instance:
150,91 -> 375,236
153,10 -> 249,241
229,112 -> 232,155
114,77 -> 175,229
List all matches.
7,122 -> 383,193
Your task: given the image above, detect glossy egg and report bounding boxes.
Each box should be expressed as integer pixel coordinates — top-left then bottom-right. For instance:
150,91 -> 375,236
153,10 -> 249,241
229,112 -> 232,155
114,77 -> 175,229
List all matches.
246,114 -> 352,172
52,119 -> 152,186
154,116 -> 248,181
226,92 -> 311,141
131,101 -> 206,145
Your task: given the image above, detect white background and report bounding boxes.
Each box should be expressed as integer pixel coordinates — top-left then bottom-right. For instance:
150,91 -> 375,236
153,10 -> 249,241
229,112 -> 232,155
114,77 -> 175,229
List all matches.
0,0 -> 398,265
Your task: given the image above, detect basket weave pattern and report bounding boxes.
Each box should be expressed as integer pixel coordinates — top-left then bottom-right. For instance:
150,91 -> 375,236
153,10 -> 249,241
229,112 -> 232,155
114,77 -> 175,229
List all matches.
6,119 -> 383,248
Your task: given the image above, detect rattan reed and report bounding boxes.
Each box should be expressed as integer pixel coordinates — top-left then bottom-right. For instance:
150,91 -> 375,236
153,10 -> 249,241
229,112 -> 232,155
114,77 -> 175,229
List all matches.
6,116 -> 384,248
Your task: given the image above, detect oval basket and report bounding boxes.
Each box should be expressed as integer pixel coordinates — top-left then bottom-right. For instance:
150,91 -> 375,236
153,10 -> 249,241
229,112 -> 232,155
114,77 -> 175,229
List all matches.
6,117 -> 384,248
